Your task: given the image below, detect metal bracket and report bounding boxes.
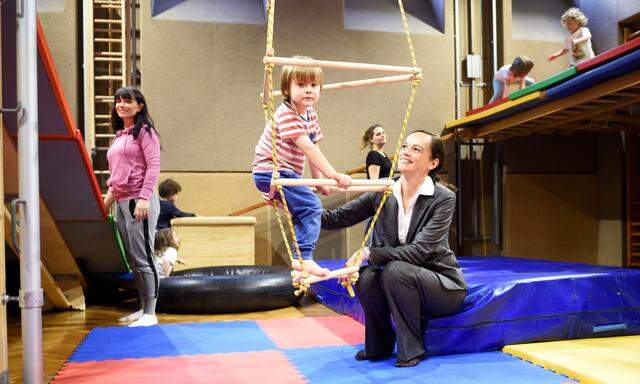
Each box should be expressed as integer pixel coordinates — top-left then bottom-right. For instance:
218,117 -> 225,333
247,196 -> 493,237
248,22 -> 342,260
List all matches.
0,101 -> 22,114
10,198 -> 26,253
1,293 -> 19,305
19,289 -> 44,309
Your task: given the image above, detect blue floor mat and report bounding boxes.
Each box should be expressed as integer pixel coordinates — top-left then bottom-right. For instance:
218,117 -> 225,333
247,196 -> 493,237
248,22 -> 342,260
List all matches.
68,321 -> 276,362
285,345 -> 573,383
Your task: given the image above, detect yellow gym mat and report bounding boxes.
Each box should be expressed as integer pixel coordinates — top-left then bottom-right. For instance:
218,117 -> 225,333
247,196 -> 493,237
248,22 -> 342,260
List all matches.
504,335 -> 640,384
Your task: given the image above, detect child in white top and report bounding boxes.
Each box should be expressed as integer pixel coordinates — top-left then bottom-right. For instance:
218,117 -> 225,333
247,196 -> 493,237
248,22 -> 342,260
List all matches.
548,8 -> 595,66
489,56 -> 535,103
154,228 -> 185,278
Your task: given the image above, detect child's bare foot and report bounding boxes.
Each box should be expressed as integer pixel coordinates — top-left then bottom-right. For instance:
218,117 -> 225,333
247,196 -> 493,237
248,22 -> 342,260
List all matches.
292,259 -> 330,277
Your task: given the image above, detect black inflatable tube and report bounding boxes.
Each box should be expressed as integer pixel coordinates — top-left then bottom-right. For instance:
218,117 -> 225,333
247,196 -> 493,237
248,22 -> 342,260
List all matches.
98,265 -> 302,314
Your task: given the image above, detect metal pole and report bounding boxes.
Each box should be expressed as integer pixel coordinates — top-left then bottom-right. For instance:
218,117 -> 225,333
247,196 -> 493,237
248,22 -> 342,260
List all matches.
17,0 -> 44,383
492,0 -> 498,74
130,0 -> 137,87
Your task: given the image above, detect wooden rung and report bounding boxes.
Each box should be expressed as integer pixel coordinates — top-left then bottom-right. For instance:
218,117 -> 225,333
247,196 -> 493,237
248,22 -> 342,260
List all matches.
94,19 -> 123,24
94,0 -> 123,4
95,134 -> 116,138
95,114 -> 111,119
263,73 -> 422,98
97,51 -> 123,56
95,147 -> 110,151
264,56 -> 421,75
96,99 -> 115,104
98,4 -> 122,9
94,75 -> 123,80
96,123 -> 111,127
94,170 -> 110,175
93,28 -> 123,33
291,266 -> 359,285
94,38 -> 122,43
272,178 -> 394,187
95,57 -> 124,62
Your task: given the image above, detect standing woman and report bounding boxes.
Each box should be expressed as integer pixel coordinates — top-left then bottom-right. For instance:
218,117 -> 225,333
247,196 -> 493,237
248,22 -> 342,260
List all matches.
361,124 -> 392,179
103,87 -> 161,327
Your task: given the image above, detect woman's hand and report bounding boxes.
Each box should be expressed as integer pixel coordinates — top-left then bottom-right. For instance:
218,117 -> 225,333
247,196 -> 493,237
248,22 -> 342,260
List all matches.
339,250 -> 362,285
134,198 -> 150,222
103,191 -> 114,210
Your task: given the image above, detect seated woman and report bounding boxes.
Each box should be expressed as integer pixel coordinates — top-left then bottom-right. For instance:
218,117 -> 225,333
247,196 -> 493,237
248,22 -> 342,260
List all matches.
322,130 -> 467,367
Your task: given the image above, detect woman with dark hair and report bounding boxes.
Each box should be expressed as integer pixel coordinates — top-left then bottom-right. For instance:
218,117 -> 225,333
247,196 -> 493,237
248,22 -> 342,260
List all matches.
103,87 -> 161,327
361,124 -> 392,179
322,130 -> 466,367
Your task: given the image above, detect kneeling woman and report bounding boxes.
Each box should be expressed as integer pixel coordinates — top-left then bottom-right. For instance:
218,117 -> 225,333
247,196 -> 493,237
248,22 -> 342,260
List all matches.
322,130 -> 466,367
103,87 -> 161,327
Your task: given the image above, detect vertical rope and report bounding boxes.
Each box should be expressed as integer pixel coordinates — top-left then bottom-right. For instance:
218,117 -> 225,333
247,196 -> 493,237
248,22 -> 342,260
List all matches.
344,0 -> 421,294
263,0 -> 307,292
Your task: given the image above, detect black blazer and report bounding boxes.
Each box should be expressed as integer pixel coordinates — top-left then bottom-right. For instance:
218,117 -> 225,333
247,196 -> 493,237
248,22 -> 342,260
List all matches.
321,180 -> 466,291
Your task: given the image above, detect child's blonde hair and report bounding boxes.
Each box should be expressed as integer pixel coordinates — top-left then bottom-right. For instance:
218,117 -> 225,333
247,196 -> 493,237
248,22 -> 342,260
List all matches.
154,228 -> 179,256
509,56 -> 534,77
561,8 -> 588,28
280,56 -> 323,103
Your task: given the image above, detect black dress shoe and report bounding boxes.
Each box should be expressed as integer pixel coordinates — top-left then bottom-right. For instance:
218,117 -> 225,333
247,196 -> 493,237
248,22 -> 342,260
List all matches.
395,354 -> 425,367
354,350 -> 391,361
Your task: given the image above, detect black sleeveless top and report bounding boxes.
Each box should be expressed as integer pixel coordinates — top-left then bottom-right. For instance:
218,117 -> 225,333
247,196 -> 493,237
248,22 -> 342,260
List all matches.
366,150 -> 392,179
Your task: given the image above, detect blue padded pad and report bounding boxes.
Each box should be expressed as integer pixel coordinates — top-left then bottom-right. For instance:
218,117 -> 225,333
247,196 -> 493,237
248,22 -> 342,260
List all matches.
314,257 -> 640,355
285,346 -> 571,383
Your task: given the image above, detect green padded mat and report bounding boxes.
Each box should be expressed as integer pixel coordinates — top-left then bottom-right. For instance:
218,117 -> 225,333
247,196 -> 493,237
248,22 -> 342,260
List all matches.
509,67 -> 577,100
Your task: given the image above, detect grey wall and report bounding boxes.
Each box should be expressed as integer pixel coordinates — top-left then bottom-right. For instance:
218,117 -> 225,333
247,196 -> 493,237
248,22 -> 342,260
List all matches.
576,0 -> 640,51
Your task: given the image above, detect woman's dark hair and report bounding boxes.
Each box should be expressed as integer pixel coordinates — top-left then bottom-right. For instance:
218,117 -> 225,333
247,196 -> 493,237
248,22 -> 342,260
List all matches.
110,87 -> 157,139
360,123 -> 383,150
410,129 -> 456,191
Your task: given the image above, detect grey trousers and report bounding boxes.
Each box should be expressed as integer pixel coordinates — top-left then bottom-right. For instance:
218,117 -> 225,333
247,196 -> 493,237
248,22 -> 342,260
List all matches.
357,260 -> 466,361
115,195 -> 160,315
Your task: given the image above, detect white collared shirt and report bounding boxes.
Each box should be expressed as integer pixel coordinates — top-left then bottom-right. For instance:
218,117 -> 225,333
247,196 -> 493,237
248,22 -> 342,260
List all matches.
392,176 -> 435,245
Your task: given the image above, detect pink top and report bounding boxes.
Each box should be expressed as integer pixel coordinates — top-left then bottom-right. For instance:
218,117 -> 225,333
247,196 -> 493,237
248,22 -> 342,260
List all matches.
106,125 -> 160,202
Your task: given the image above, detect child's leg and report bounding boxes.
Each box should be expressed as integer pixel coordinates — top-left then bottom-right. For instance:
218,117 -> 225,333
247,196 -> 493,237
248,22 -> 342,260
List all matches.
488,78 -> 503,103
254,172 -> 325,269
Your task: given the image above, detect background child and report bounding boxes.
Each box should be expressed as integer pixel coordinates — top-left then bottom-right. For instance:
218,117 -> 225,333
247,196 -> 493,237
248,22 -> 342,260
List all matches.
548,7 -> 594,66
489,56 -> 535,103
253,56 -> 351,277
157,179 -> 196,230
154,228 -> 185,278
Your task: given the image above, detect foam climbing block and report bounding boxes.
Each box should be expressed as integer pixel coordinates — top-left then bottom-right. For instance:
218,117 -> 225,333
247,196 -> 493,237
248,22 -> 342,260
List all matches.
444,92 -> 541,129
577,37 -> 640,72
508,67 -> 577,100
465,98 -> 508,116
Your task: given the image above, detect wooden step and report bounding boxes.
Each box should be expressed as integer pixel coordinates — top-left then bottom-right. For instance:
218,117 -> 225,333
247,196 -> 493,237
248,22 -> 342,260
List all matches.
95,133 -> 116,139
95,114 -> 111,119
97,4 -> 122,9
94,170 -> 110,175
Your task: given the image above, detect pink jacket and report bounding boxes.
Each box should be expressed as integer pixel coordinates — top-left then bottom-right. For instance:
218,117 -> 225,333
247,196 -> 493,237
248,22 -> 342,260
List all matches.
107,125 -> 160,202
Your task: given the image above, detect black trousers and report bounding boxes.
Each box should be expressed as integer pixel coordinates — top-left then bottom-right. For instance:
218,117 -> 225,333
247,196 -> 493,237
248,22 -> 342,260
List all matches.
357,260 -> 466,361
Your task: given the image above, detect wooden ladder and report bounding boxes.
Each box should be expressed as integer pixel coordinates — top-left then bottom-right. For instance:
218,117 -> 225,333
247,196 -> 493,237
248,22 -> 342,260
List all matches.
627,127 -> 640,267
83,0 -> 132,193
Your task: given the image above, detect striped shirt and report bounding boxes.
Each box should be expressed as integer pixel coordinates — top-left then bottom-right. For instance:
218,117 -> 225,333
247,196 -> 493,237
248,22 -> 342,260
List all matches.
253,102 -> 324,175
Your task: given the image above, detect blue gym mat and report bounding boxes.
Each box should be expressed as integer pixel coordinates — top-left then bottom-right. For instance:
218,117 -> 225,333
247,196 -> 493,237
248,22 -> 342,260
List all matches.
314,256 -> 640,355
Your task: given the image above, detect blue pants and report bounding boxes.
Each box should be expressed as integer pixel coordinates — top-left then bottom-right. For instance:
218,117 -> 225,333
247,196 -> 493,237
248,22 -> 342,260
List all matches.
489,77 -> 535,103
253,171 -> 321,260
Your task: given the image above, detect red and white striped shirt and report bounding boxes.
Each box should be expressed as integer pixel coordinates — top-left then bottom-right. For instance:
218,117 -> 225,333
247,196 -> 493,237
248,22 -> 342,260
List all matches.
253,102 -> 324,175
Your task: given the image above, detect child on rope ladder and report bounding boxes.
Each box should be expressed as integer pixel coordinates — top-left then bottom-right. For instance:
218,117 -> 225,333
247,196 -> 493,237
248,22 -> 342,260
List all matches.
253,56 -> 352,277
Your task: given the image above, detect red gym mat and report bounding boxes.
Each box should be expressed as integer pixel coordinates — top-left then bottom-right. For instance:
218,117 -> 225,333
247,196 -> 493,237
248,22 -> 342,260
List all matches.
257,316 -> 364,349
